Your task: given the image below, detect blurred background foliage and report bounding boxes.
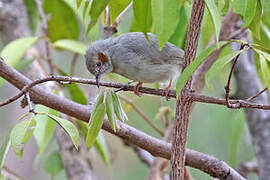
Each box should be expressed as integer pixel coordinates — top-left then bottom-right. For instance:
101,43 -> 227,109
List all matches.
1,0 -> 269,179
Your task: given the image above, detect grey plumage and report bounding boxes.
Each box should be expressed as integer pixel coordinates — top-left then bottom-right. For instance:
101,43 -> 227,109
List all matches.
85,32 -> 184,83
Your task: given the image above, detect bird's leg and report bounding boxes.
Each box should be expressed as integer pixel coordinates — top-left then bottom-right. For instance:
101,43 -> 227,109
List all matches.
163,80 -> 172,101
134,82 -> 143,96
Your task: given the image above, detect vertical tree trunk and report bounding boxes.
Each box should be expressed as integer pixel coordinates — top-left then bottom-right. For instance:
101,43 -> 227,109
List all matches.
170,0 -> 205,179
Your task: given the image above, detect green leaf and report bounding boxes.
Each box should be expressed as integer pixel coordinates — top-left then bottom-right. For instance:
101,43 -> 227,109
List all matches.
111,92 -> 128,122
10,117 -> 36,159
76,121 -> 110,166
105,91 -> 116,132
14,59 -> 35,71
82,0 -> 90,21
0,132 -> 11,175
206,49 -> 245,87
248,1 -> 262,40
242,0 -> 257,27
87,0 -> 111,32
259,53 -> 270,89
169,6 -> 188,48
0,37 -> 39,67
152,0 -> 180,49
86,104 -> 106,148
24,0 -> 39,34
77,0 -> 82,8
53,39 -> 88,56
33,105 -> 57,154
254,48 -> 270,62
109,0 -> 132,24
261,0 -> 270,27
133,0 -> 152,38
44,151 -> 63,176
176,41 -> 229,96
204,0 -> 221,43
43,0 -> 80,42
94,132 -> 110,166
46,114 -> 79,149
96,90 -> 105,108
232,0 -> 245,16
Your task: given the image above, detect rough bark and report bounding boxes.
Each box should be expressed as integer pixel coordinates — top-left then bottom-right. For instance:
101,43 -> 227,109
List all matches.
171,0 -> 205,179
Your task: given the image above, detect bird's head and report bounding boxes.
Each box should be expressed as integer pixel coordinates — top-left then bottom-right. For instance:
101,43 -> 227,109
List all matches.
85,46 -> 113,87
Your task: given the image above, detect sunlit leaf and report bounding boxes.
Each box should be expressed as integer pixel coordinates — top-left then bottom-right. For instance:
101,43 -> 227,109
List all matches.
43,0 -> 80,42
0,132 -> 10,175
176,41 -> 229,96
94,132 -> 110,166
96,90 -> 105,108
109,0 -> 132,24
152,0 -> 180,49
105,91 -> 116,132
33,105 -> 57,154
86,104 -> 106,148
44,151 -> 63,176
46,114 -> 79,149
111,92 -> 128,122
206,49 -> 245,87
0,37 -> 39,67
204,0 -> 221,43
133,0 -> 152,38
10,117 -> 36,159
87,0 -> 111,32
259,53 -> 270,89
53,39 -> 88,55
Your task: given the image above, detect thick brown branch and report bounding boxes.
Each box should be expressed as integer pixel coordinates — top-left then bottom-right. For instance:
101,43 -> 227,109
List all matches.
0,56 -> 245,180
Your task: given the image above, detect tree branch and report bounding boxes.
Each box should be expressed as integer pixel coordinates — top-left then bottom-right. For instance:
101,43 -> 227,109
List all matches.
1,67 -> 270,110
0,57 -> 245,180
171,0 -> 205,179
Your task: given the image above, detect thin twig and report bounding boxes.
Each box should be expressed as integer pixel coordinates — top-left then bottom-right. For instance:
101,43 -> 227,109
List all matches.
119,95 -> 164,136
0,74 -> 270,111
35,0 -> 54,75
225,44 -> 245,108
246,87 -> 268,101
2,165 -> 28,180
25,92 -> 34,113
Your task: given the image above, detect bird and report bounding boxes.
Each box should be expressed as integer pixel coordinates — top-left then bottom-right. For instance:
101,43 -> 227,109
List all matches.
84,32 -> 185,99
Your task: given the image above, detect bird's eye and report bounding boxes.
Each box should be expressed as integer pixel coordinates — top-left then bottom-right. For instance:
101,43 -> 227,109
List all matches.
96,62 -> 102,67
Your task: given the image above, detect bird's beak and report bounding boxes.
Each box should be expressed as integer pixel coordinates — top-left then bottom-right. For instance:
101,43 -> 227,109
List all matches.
95,75 -> 100,88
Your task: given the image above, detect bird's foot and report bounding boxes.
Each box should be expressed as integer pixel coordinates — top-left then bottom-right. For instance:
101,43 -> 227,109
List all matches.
162,80 -> 172,101
134,82 -> 143,96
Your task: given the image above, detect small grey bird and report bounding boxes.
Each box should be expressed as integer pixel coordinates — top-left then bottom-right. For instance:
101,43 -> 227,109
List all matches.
85,32 -> 184,99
